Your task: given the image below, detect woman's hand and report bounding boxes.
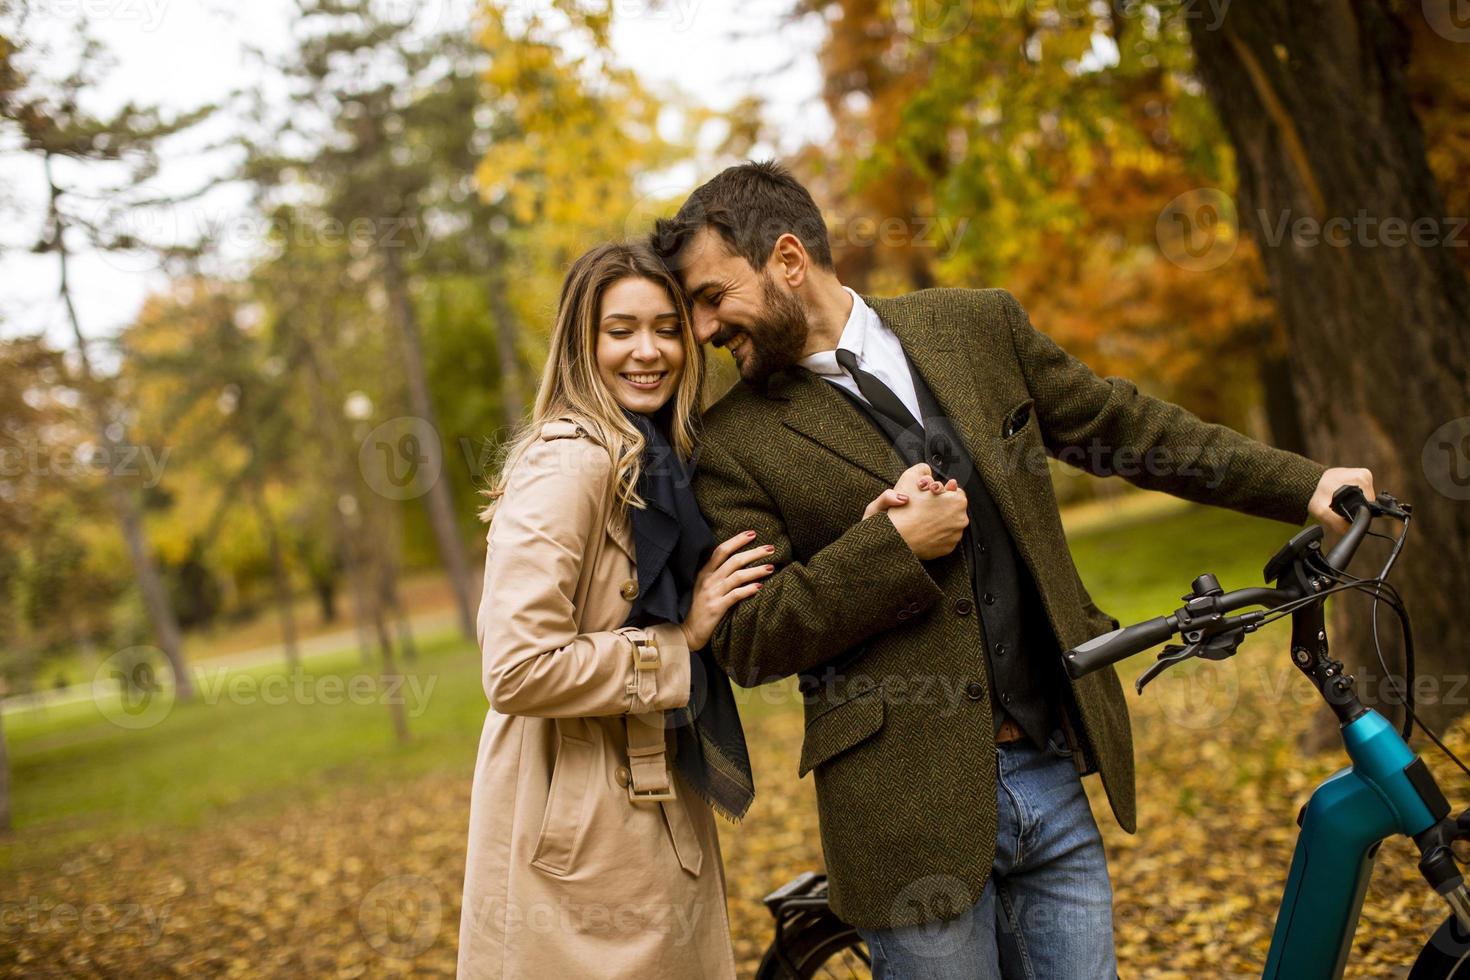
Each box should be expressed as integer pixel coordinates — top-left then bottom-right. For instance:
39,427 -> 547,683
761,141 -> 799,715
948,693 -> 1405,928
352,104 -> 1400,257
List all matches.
680,530 -> 776,650
862,463 -> 955,520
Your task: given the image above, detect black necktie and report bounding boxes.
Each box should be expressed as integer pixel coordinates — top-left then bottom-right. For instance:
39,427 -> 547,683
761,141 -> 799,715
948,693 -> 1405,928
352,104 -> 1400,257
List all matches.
835,348 -> 921,433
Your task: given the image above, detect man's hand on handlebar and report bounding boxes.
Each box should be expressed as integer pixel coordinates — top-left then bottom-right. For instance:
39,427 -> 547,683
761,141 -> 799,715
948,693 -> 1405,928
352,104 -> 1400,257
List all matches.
1309,467 -> 1377,535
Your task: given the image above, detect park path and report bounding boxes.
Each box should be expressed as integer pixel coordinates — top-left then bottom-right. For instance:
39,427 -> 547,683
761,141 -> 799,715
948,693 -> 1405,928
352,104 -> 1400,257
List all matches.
1,607 -> 462,720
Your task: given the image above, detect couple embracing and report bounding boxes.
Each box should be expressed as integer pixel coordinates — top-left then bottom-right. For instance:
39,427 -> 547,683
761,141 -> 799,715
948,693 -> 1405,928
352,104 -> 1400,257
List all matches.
456,161 -> 1373,979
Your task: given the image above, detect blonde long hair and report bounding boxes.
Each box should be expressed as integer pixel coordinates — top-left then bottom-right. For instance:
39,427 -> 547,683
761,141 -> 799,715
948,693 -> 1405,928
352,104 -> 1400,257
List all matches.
479,241 -> 705,523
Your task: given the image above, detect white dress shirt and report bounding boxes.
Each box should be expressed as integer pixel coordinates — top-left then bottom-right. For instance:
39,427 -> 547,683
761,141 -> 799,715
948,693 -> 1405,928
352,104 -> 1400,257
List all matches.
797,287 -> 924,427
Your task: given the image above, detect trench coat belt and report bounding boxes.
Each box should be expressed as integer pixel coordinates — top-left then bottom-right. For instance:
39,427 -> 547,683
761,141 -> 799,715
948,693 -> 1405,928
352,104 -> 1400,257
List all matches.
626,713 -> 704,876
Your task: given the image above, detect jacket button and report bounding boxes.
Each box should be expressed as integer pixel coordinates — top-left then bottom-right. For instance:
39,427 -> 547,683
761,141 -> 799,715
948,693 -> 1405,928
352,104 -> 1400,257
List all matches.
994,642 -> 1007,657
954,598 -> 973,616
620,579 -> 639,601
897,608 -> 911,621
965,681 -> 984,700
1001,692 -> 1012,705
983,592 -> 996,605
614,766 -> 630,787
907,600 -> 922,614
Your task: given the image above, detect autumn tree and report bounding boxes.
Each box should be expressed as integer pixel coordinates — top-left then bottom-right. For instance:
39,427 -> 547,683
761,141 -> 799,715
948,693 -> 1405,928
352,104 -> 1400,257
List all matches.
0,17 -> 216,700
1189,1 -> 1470,735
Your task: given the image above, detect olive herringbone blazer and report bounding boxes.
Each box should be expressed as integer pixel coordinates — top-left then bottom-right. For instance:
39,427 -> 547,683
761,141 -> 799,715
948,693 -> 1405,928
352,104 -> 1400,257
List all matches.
691,287 -> 1325,931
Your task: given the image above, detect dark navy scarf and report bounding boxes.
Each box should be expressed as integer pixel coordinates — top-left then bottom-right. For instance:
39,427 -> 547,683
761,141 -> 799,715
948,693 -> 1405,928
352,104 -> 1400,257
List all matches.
622,409 -> 755,822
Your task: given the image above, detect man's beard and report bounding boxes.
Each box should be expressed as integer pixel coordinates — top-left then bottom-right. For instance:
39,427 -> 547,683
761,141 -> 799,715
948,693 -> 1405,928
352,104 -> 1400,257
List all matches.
716,273 -> 809,387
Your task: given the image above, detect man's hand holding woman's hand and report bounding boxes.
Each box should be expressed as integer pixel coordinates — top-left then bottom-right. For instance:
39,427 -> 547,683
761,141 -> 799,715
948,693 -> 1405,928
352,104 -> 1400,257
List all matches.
680,530 -> 777,650
864,463 -> 969,560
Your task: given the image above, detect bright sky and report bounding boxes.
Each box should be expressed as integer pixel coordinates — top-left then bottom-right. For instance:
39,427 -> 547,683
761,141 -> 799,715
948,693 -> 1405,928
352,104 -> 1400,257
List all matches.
0,0 -> 828,346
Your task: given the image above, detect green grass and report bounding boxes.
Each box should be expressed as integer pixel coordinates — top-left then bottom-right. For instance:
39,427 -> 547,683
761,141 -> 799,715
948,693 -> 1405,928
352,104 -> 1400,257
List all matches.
2,629 -> 487,869
2,501 -> 1305,869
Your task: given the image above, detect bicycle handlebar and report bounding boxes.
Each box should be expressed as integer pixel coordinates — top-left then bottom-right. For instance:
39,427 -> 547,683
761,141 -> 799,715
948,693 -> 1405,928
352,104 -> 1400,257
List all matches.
1062,616 -> 1178,679
1062,484 -> 1390,681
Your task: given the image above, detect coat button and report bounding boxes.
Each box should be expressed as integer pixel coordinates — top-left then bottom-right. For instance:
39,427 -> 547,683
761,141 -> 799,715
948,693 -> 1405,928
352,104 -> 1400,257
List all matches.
994,642 -> 1007,657
1001,692 -> 1012,705
983,592 -> 996,605
614,766 -> 630,787
620,579 -> 639,601
897,608 -> 911,621
954,598 -> 973,616
965,681 -> 984,700
907,600 -> 922,614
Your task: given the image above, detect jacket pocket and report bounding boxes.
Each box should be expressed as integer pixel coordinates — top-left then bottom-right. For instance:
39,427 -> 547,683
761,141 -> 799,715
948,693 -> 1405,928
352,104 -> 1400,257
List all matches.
530,733 -> 595,876
1001,397 -> 1035,440
798,686 -> 885,777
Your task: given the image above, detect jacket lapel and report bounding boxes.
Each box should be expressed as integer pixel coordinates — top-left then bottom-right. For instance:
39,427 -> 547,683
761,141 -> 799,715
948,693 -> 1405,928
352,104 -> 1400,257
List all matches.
775,368 -> 906,487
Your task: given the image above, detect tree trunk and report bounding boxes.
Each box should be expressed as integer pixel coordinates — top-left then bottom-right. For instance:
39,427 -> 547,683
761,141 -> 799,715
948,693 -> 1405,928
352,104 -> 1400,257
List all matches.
0,705 -> 11,834
1259,348 -> 1307,456
485,233 -> 526,431
378,242 -> 477,642
45,155 -> 193,701
250,478 -> 301,670
1190,0 -> 1470,739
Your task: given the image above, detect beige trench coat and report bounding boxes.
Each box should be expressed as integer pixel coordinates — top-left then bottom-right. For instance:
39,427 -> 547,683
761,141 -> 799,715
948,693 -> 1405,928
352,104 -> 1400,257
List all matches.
457,417 -> 737,980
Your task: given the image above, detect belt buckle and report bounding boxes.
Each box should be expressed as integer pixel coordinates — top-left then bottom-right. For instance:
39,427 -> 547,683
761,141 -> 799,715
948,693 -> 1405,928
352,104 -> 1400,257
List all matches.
627,779 -> 676,803
631,638 -> 661,672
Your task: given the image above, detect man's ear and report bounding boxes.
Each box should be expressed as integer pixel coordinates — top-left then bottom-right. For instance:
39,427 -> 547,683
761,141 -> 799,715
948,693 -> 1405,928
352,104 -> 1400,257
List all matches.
769,233 -> 809,288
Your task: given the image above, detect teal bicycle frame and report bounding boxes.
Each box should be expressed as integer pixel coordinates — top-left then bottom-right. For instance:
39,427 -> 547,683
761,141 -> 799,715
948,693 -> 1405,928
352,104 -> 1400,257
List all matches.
1266,709 -> 1440,977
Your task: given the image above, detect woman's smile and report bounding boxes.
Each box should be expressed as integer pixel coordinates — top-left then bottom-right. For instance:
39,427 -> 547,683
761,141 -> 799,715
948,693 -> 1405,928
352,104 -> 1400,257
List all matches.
620,369 -> 668,391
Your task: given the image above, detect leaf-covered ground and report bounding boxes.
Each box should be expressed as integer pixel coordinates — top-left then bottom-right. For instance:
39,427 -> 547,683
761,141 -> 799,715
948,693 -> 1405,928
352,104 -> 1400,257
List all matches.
3,657 -> 1466,978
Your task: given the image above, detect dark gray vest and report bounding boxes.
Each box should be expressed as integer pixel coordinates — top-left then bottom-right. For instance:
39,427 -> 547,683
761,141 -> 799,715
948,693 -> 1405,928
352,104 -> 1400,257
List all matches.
827,359 -> 1061,748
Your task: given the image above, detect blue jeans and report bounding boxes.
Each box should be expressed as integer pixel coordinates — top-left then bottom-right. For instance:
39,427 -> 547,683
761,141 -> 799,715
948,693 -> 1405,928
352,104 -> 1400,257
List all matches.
856,729 -> 1116,979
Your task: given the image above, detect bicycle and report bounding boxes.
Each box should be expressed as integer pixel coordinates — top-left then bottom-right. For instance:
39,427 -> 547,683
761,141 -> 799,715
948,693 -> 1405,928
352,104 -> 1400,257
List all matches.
755,485 -> 1470,978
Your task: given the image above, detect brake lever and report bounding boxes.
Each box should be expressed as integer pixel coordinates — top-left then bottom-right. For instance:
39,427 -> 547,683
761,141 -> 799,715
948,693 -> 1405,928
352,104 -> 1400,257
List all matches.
1135,630 -> 1248,695
1135,642 -> 1200,694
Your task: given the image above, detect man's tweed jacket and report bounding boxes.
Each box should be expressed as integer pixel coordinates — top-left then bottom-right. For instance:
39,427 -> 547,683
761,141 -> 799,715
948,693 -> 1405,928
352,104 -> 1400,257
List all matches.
691,287 -> 1326,931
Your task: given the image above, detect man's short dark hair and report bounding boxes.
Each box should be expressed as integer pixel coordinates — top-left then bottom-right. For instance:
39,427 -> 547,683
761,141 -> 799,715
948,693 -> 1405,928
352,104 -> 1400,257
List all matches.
651,160 -> 834,274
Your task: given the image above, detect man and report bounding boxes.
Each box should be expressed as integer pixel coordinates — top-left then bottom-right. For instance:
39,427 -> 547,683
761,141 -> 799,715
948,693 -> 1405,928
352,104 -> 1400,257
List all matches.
651,160 -> 1375,978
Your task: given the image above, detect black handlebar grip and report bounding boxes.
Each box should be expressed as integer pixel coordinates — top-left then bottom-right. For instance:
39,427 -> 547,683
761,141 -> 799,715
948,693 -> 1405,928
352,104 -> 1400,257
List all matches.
1329,484 -> 1368,524
1062,616 -> 1176,679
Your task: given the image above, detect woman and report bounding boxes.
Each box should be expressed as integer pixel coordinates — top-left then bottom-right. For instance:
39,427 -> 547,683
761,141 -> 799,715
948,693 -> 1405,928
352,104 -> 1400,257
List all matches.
456,241 -> 776,979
